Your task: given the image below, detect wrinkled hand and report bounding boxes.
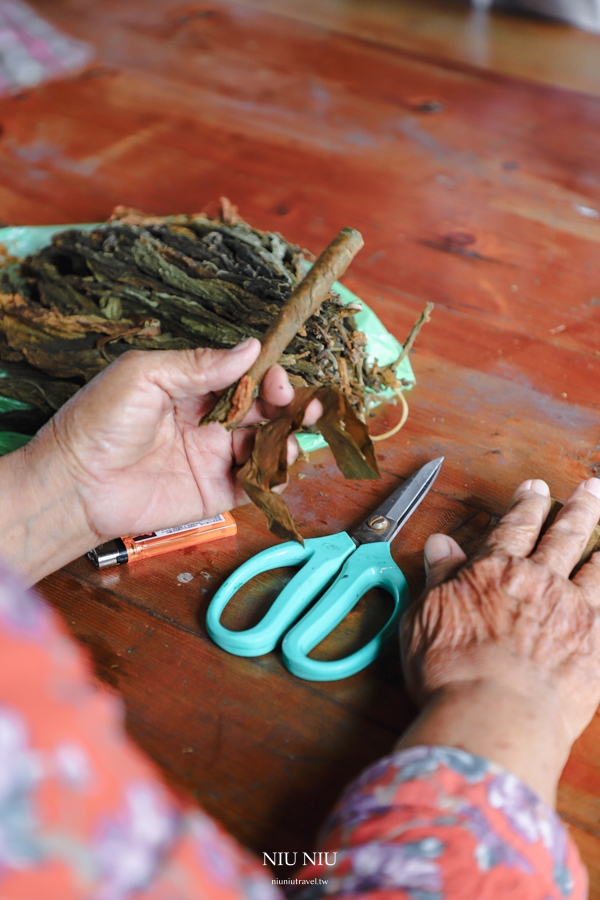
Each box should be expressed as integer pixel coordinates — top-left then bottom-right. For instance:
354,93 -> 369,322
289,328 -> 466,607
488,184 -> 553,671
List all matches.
32,339 -> 319,543
402,477 -> 600,751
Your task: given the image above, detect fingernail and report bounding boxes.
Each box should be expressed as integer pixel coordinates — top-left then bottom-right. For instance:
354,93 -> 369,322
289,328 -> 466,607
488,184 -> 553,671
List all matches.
229,337 -> 256,352
530,479 -> 550,497
424,534 -> 453,570
583,477 -> 600,500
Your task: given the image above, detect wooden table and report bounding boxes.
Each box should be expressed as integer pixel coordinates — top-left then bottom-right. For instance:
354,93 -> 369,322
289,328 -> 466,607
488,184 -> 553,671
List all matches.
4,0 -> 600,889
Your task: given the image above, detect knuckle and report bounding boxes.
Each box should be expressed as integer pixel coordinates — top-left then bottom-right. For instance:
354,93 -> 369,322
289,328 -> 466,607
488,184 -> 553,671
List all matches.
469,551 -> 512,583
562,492 -> 600,523
550,516 -> 592,545
507,491 -> 547,516
485,520 -> 538,551
111,348 -> 148,374
502,520 -> 539,537
192,346 -> 211,364
501,507 -> 543,531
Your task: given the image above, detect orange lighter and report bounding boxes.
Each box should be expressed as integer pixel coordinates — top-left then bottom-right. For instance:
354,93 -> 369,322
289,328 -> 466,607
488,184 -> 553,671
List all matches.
87,512 -> 237,569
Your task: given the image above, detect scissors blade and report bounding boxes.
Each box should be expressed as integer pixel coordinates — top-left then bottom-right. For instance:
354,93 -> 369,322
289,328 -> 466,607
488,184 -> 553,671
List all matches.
350,457 -> 444,546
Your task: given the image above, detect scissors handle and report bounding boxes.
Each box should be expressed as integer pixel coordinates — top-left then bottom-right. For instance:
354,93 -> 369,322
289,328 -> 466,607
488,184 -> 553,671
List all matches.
206,532 -> 356,657
281,542 -> 408,682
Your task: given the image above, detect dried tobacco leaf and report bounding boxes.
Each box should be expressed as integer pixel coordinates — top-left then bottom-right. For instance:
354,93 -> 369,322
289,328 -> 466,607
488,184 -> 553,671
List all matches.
0,407 -> 48,434
316,387 -> 379,479
0,204 -> 404,429
392,302 -> 434,369
0,358 -> 80,413
239,385 -> 380,543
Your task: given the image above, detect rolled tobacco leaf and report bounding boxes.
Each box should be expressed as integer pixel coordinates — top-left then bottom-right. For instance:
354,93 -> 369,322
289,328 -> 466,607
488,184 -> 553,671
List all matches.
202,226 -> 364,427
240,385 -> 380,544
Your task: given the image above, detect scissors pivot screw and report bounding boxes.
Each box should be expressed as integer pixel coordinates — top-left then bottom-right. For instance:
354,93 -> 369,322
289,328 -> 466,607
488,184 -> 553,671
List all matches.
367,515 -> 391,532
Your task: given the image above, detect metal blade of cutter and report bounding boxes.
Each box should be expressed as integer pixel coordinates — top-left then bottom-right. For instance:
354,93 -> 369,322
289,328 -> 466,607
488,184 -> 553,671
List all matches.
350,457 -> 444,546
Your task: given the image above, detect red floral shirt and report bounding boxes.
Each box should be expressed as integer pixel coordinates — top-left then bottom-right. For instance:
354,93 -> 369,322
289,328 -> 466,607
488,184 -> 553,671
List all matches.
0,563 -> 588,899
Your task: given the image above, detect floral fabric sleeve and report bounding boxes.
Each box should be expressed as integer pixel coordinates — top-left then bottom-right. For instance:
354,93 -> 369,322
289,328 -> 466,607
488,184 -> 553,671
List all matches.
0,562 -> 588,900
296,746 -> 588,900
0,0 -> 92,96
0,563 -> 279,900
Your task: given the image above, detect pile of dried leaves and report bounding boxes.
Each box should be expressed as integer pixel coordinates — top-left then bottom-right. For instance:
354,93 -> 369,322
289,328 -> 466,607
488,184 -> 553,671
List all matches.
0,204 -> 403,419
0,202 -> 428,542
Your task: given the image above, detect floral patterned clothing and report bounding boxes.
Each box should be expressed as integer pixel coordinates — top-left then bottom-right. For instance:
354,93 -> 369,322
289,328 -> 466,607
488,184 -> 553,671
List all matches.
0,0 -> 91,95
0,563 -> 588,899
297,746 -> 587,900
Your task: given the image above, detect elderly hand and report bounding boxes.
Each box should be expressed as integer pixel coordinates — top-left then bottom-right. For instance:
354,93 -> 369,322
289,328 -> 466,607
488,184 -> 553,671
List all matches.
0,340 -> 320,584
397,477 -> 600,806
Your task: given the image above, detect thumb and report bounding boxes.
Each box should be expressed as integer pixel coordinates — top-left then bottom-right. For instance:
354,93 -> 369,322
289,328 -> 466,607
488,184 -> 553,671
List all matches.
148,338 -> 262,400
192,338 -> 262,394
424,533 -> 467,589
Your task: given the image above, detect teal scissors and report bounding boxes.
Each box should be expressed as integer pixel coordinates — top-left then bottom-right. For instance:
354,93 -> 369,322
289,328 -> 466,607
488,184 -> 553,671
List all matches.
206,457 -> 443,682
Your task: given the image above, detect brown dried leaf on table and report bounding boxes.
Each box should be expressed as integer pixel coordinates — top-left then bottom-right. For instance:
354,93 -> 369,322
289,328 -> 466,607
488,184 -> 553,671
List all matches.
316,386 -> 379,479
240,407 -> 306,543
239,385 -> 380,543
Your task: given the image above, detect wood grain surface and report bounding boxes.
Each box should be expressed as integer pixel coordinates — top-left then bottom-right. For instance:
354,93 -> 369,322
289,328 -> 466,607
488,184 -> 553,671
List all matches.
5,0 -> 600,887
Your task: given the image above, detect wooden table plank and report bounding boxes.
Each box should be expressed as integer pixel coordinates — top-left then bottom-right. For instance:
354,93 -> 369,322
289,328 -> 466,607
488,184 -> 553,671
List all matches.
30,0 -> 600,97
2,0 -> 600,885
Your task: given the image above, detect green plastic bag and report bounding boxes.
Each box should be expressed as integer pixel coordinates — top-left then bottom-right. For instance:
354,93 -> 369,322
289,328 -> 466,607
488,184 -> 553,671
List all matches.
0,224 -> 414,456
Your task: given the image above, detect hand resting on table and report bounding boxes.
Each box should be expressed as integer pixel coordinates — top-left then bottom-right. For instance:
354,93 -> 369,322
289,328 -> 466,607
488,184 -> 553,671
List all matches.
398,476 -> 600,807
